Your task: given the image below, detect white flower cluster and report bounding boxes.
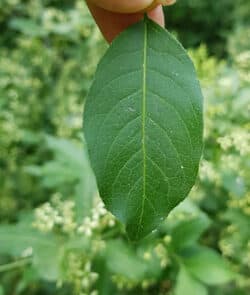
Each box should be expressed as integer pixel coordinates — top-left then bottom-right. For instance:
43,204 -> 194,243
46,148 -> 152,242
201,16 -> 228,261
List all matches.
228,193 -> 250,216
21,246 -> 33,258
33,194 -> 116,238
217,136 -> 232,150
154,236 -> 172,268
112,273 -> 155,291
77,200 -> 115,237
220,154 -> 240,171
199,160 -> 219,183
235,51 -> 250,82
217,129 -> 250,156
112,274 -> 138,291
65,253 -> 99,295
32,194 -> 76,234
219,239 -> 234,257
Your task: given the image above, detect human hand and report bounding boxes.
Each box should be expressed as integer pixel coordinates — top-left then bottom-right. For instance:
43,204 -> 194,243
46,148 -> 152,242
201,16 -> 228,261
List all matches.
86,0 -> 176,43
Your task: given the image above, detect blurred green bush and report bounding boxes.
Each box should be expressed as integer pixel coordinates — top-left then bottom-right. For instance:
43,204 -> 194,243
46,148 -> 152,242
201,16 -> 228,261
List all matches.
165,0 -> 250,57
0,0 -> 249,294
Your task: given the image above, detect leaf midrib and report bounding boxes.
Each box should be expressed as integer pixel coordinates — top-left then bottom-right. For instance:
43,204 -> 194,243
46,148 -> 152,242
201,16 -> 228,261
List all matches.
137,19 -> 148,238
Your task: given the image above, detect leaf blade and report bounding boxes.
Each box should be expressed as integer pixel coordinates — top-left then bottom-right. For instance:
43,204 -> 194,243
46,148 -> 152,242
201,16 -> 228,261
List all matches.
83,18 -> 203,240
0,225 -> 62,281
175,266 -> 208,295
174,266 -> 208,295
183,246 -> 234,285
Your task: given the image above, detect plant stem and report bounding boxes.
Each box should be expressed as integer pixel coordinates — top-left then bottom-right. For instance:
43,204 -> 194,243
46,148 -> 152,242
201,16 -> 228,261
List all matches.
0,257 -> 32,273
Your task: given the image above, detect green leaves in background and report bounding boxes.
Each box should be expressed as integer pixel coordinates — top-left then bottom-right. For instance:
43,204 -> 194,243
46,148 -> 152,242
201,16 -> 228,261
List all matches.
0,225 -> 62,281
1,0 -> 248,293
26,135 -> 97,221
175,266 -> 207,295
183,247 -> 234,285
174,246 -> 234,295
105,240 -> 147,281
166,200 -> 211,251
9,18 -> 47,37
83,17 -> 203,240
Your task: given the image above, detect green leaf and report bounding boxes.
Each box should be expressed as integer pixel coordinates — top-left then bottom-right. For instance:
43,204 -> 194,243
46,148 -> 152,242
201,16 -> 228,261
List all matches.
175,266 -> 207,295
9,18 -> 47,37
165,199 -> 211,250
171,214 -> 210,250
32,242 -> 62,281
26,136 -> 97,220
83,17 -> 203,240
183,246 -> 234,285
170,218 -> 207,250
0,225 -> 62,281
105,240 -> 147,280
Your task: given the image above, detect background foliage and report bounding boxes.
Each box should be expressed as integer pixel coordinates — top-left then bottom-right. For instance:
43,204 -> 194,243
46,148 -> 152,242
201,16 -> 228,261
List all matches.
0,0 -> 249,294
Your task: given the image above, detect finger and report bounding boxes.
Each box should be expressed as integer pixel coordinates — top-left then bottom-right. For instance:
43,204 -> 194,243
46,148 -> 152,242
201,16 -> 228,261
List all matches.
88,0 -> 155,13
89,0 -> 176,13
86,2 -> 164,43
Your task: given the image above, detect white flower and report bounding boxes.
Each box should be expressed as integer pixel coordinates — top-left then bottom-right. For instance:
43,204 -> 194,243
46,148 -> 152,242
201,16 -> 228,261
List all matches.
21,247 -> 33,258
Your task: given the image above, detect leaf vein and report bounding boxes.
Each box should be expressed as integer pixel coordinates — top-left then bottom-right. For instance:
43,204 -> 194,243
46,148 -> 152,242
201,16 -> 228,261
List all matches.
148,89 -> 194,167
148,117 -> 186,184
137,19 -> 148,239
92,70 -> 141,99
103,117 -> 140,176
147,68 -> 199,123
111,149 -> 142,191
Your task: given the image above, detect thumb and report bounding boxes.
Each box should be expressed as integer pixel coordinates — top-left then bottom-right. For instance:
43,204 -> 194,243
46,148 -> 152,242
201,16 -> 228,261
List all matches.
89,0 -> 174,13
89,0 -> 155,13
87,3 -> 164,43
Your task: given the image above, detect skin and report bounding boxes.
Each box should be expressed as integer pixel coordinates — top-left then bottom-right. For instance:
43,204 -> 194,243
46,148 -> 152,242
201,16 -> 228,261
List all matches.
86,0 -> 175,43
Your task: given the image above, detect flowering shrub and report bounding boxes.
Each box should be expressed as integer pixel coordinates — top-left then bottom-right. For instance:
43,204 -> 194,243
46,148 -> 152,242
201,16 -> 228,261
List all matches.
0,1 -> 249,295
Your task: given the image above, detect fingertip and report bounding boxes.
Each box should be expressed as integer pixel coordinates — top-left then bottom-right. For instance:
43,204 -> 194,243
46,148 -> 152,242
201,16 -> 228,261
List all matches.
87,2 -> 164,43
148,5 -> 165,27
89,0 -> 155,13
